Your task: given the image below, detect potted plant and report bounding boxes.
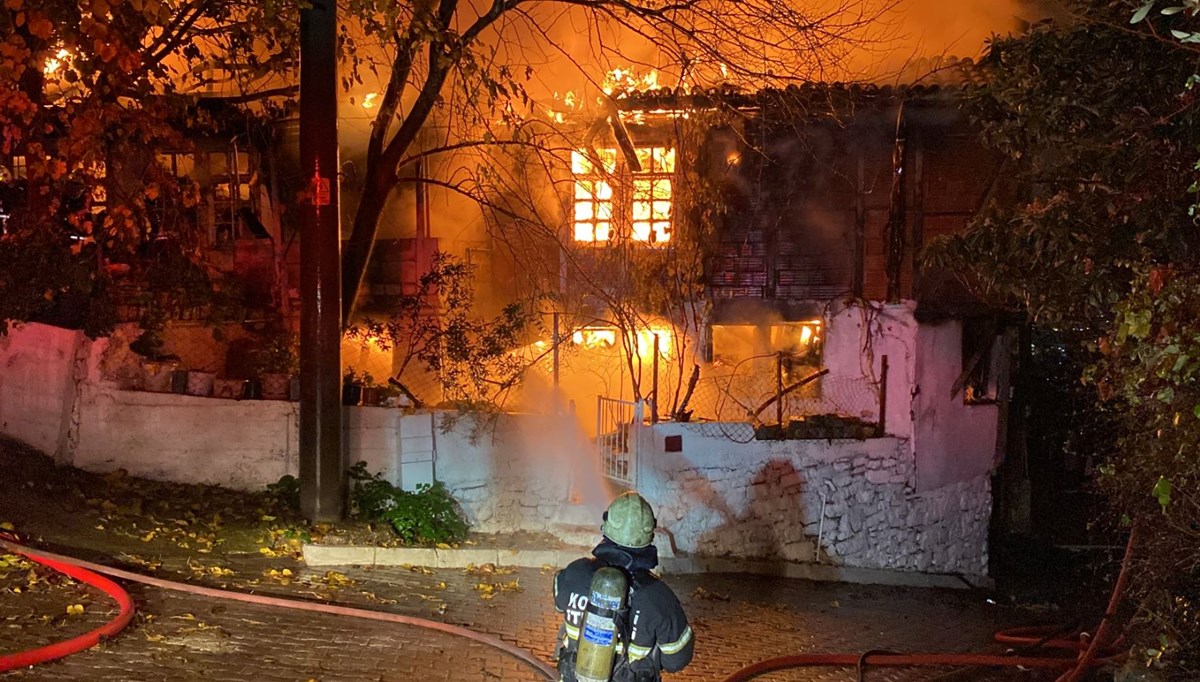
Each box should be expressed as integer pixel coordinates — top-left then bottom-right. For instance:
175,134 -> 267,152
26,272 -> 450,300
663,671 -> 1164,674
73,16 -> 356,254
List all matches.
185,366 -> 216,397
253,329 -> 298,400
358,372 -> 379,407
128,310 -> 179,392
342,368 -> 364,406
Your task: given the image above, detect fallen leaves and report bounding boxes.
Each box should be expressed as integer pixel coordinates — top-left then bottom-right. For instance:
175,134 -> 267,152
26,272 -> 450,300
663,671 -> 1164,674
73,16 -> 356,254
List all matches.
66,603 -> 85,615
473,578 -> 522,600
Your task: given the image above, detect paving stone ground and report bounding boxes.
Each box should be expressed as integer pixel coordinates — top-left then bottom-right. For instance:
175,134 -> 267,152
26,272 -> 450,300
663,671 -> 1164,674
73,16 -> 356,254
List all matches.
2,556 -> 1060,682
0,438 -> 1093,681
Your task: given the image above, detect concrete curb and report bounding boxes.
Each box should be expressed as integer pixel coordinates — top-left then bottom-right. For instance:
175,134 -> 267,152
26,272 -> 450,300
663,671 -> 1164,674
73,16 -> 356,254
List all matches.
302,544 -> 988,590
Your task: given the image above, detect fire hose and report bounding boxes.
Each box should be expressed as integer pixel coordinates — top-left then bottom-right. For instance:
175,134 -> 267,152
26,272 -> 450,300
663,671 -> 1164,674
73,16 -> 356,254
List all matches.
721,523 -> 1138,682
3,525 -> 1136,682
0,535 -> 557,679
0,540 -> 135,672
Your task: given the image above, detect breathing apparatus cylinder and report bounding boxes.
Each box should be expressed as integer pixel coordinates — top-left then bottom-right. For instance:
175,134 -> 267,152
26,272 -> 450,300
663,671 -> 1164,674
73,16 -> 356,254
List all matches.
574,566 -> 628,682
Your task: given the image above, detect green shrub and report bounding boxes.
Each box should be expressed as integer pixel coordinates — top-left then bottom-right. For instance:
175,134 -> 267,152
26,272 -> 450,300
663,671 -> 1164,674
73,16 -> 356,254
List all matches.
347,462 -> 469,545
266,474 -> 300,511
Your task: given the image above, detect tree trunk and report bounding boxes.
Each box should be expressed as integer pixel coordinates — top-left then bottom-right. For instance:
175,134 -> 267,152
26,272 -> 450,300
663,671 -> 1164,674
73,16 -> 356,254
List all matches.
341,178 -> 391,327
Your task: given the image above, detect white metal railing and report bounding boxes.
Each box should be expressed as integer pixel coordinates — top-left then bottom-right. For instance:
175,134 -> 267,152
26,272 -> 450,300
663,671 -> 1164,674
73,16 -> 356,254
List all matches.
596,396 -> 643,487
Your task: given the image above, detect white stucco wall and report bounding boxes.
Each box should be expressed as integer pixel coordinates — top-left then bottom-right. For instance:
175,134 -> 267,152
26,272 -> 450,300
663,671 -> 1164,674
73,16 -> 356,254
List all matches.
912,321 -> 1000,491
0,322 -> 88,461
821,302 -> 917,439
0,318 -> 997,578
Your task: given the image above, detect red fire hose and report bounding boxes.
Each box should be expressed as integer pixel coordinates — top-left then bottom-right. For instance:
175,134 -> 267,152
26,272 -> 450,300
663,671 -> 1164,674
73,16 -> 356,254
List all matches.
0,542 -> 136,672
0,535 -> 556,679
721,524 -> 1138,682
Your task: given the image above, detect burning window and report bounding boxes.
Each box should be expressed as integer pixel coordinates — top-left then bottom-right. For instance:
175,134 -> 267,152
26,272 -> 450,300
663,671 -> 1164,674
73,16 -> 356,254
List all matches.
571,146 -> 674,245
632,147 -> 675,244
711,321 -> 822,367
572,150 -> 616,243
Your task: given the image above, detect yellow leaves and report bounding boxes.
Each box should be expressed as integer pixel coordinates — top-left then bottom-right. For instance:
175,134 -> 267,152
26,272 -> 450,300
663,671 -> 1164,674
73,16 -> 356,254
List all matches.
0,553 -> 29,570
473,578 -> 521,600
66,603 -> 85,615
264,567 -> 294,584
0,521 -> 14,531
260,515 -> 275,522
319,570 -> 354,588
405,564 -> 435,575
140,530 -> 156,542
464,562 -> 514,576
435,542 -> 453,550
258,547 -> 277,557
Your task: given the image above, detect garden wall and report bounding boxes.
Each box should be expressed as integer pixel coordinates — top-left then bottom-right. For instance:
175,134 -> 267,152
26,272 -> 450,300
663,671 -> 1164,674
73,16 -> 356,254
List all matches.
0,321 -> 993,579
638,423 -> 990,578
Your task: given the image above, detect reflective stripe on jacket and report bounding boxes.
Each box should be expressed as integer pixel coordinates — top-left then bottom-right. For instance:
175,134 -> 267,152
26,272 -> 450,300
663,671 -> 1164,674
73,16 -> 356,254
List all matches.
553,556 -> 694,681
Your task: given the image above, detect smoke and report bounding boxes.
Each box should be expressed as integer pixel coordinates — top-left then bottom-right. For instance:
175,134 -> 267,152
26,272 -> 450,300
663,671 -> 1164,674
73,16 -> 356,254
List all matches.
858,0 -> 1054,79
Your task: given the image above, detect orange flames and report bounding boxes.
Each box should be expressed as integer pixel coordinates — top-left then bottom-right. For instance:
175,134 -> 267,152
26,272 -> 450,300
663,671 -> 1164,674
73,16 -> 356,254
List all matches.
571,146 -> 674,245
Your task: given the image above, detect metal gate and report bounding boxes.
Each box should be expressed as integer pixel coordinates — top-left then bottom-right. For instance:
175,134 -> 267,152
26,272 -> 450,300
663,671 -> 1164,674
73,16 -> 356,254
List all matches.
596,397 -> 643,487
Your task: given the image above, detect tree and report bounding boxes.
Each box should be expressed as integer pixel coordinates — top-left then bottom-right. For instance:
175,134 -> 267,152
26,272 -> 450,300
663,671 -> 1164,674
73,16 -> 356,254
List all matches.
0,0 -> 296,334
925,1 -> 1200,673
336,0 -> 893,326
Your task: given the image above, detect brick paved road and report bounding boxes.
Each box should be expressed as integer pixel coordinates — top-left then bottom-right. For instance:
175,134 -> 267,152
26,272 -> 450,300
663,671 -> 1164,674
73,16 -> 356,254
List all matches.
4,558 -> 1053,682
0,439 -> 1068,681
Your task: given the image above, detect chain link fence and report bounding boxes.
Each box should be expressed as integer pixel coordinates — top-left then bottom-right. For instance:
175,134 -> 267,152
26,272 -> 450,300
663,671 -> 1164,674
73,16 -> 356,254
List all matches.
672,353 -> 884,442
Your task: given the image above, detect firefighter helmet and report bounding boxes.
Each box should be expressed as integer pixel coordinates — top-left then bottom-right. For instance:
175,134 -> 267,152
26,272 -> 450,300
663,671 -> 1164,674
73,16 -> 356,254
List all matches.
602,492 -> 657,548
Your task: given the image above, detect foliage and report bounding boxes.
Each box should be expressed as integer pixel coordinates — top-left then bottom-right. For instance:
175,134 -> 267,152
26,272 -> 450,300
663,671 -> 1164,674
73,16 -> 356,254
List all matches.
0,0 -> 295,333
0,223 -> 112,336
347,462 -> 468,545
924,1 -> 1200,674
335,0 -> 892,323
252,327 -> 298,376
266,474 -> 300,512
346,252 -> 540,407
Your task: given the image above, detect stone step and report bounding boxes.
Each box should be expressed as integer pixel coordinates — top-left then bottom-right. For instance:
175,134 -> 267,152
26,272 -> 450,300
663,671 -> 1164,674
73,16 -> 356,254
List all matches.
548,523 -> 676,559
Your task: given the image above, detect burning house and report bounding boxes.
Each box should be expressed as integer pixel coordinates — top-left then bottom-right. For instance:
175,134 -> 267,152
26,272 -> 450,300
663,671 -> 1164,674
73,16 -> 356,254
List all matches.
459,68 -> 1014,578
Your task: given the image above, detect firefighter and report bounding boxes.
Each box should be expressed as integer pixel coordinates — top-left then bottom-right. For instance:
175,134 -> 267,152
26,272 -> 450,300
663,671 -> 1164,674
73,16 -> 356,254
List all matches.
553,491 -> 694,682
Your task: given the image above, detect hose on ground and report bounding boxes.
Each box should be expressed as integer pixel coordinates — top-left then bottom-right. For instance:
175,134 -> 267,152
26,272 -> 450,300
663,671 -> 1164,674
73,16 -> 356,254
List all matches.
0,541 -> 136,672
720,523 -> 1138,682
0,536 -> 557,680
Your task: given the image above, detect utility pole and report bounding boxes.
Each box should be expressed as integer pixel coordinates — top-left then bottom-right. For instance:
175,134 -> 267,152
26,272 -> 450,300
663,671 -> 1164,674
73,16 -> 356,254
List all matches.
298,0 -> 343,521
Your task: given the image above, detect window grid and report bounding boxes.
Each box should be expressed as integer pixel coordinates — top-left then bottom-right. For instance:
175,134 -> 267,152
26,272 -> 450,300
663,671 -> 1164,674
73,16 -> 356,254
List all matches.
571,146 -> 674,246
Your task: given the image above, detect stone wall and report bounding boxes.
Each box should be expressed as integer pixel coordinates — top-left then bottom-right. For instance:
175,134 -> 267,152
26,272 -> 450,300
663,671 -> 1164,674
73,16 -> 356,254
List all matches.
639,423 -> 991,578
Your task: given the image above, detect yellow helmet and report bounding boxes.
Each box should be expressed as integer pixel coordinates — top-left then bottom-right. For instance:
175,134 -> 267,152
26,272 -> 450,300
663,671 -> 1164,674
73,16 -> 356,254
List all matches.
602,492 -> 657,548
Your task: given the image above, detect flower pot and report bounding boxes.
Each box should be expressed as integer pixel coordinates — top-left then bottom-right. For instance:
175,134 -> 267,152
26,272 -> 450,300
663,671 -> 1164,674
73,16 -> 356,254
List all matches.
141,362 -> 177,393
360,386 -> 379,406
342,383 -> 362,406
170,369 -> 190,394
186,370 -> 215,397
243,378 -> 262,400
261,373 -> 291,400
213,378 -> 246,400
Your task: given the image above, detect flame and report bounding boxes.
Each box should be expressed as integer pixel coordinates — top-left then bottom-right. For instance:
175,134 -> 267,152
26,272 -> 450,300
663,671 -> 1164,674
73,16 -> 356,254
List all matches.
570,326 -> 672,359
571,146 -> 673,245
573,328 -> 617,348
602,68 -> 660,96
44,48 -> 72,75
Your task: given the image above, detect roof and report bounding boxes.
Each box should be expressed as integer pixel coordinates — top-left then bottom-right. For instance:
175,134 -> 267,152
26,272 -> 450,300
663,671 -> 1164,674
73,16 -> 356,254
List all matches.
612,57 -> 987,114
